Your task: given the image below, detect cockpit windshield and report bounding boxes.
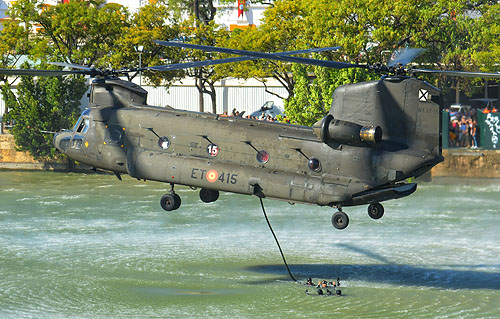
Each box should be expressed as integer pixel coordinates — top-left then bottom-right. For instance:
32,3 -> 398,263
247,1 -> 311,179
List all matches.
73,109 -> 91,134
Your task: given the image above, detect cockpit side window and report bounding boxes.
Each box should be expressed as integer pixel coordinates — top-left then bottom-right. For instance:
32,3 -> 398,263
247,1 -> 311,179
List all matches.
76,118 -> 89,134
74,109 -> 91,134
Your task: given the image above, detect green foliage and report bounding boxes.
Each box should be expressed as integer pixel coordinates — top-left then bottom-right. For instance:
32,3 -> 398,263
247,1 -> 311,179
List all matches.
1,0 -> 124,159
177,17 -> 231,112
471,3 -> 500,72
107,0 -> 184,86
2,70 -> 86,159
218,0 -> 312,99
285,66 -> 377,125
0,1 -> 33,83
13,0 -> 130,66
242,0 -> 500,125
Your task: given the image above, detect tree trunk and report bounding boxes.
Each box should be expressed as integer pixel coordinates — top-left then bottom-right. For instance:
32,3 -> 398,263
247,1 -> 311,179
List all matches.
209,81 -> 217,114
198,77 -> 204,113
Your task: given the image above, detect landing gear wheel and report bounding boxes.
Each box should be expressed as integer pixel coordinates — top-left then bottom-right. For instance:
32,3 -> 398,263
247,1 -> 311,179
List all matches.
160,193 -> 181,211
367,203 -> 384,219
199,188 -> 219,203
332,211 -> 349,230
172,193 -> 181,210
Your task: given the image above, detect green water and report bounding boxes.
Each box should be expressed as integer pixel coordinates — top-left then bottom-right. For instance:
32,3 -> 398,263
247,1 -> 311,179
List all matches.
1,171 -> 500,318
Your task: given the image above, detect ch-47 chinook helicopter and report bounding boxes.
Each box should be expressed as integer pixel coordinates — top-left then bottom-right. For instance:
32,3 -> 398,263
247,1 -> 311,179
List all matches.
2,43 -> 500,230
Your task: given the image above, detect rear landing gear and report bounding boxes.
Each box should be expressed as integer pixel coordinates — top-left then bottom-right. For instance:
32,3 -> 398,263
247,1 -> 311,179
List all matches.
367,203 -> 384,219
332,205 -> 349,230
331,202 -> 385,229
160,183 -> 181,211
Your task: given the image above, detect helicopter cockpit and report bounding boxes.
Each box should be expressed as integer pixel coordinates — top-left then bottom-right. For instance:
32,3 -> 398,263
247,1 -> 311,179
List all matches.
54,109 -> 90,153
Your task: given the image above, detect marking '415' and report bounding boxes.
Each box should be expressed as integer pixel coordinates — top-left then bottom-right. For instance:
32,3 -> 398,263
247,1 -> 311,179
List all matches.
191,168 -> 238,184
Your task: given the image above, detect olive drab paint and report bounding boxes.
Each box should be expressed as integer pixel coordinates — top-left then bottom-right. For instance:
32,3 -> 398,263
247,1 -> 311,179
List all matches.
52,75 -> 443,229
10,42 -> 497,229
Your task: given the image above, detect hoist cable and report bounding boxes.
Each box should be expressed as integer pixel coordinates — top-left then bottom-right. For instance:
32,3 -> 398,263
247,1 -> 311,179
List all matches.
259,197 -> 297,282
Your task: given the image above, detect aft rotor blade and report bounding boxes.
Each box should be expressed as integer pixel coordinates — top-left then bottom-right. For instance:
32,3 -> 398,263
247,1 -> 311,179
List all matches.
155,41 -> 360,69
411,68 -> 500,78
148,46 -> 342,72
388,48 -> 425,67
0,68 -> 87,77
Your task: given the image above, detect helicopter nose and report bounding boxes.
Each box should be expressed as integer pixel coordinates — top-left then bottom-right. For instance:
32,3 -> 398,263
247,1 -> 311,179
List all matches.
53,132 -> 71,153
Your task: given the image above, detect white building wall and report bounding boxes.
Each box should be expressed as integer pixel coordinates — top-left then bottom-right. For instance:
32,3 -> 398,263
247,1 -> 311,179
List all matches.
0,84 -> 286,118
145,83 -> 287,115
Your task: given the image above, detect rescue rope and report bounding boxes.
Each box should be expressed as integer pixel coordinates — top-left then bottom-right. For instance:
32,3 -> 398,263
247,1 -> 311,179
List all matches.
259,197 -> 297,282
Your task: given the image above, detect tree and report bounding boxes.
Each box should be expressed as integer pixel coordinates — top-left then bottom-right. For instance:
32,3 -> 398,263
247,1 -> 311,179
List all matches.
107,0 -> 184,86
176,16 -> 230,113
275,0 -> 500,124
0,0 -> 34,84
219,0 -> 313,100
471,3 -> 500,72
2,70 -> 86,159
1,0 -> 129,159
30,0 -> 130,66
167,0 -> 234,113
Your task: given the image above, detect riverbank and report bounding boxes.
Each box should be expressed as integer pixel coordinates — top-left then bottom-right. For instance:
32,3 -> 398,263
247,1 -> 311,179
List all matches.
1,133 -> 500,177
432,149 -> 500,178
0,133 -> 69,171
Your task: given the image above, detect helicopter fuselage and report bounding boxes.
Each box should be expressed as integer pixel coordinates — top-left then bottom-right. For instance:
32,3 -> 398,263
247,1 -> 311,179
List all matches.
53,76 -> 443,219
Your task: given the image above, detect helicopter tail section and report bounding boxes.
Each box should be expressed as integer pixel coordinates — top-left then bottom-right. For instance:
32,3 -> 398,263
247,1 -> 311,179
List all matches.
328,77 -> 443,183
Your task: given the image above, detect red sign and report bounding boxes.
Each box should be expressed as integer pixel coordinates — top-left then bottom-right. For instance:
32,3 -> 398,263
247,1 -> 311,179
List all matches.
238,0 -> 245,18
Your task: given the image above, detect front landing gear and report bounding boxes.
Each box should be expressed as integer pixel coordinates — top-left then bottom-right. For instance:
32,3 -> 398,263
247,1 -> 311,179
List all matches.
332,206 -> 349,230
160,183 -> 181,211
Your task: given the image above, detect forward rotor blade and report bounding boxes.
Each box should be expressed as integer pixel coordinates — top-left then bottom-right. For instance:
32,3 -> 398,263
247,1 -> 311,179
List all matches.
49,62 -> 93,72
411,68 -> 500,78
388,48 -> 425,67
0,68 -> 87,77
155,41 -> 360,70
148,46 -> 342,72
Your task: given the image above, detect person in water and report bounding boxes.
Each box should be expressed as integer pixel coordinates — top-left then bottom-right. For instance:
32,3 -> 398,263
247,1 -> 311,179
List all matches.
306,278 -> 313,286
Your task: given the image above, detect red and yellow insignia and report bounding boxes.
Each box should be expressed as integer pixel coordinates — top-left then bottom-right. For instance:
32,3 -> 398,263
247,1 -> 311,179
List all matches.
206,169 -> 219,183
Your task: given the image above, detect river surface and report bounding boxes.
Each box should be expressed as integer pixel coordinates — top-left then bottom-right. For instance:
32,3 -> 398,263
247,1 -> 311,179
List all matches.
1,171 -> 499,318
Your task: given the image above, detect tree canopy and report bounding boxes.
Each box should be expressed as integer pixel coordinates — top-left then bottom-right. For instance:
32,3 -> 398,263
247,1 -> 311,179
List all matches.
221,0 -> 500,124
2,0 -> 500,158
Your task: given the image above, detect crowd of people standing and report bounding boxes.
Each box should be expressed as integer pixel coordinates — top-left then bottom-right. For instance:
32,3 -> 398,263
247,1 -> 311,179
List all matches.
448,113 -> 479,148
447,105 -> 497,148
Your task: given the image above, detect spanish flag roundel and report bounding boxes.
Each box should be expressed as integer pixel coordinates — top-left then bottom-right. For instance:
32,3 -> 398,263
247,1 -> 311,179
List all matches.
206,170 -> 219,183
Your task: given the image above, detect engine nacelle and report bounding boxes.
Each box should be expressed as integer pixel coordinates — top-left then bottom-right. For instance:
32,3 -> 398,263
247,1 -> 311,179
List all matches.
313,115 -> 382,146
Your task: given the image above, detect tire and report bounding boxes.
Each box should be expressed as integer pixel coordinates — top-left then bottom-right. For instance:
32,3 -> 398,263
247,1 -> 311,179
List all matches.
199,188 -> 219,203
160,193 -> 179,211
173,193 -> 182,210
332,211 -> 349,230
367,203 -> 384,219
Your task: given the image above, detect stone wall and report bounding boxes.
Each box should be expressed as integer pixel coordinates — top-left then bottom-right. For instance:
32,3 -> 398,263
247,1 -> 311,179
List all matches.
431,149 -> 500,178
2,132 -> 500,177
0,133 -> 67,170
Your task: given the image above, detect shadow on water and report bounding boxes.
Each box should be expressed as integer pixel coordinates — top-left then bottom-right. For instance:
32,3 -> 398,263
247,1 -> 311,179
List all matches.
244,263 -> 500,290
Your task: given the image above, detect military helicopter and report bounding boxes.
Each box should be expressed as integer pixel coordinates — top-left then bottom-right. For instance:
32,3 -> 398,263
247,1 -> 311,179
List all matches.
2,43 -> 500,230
